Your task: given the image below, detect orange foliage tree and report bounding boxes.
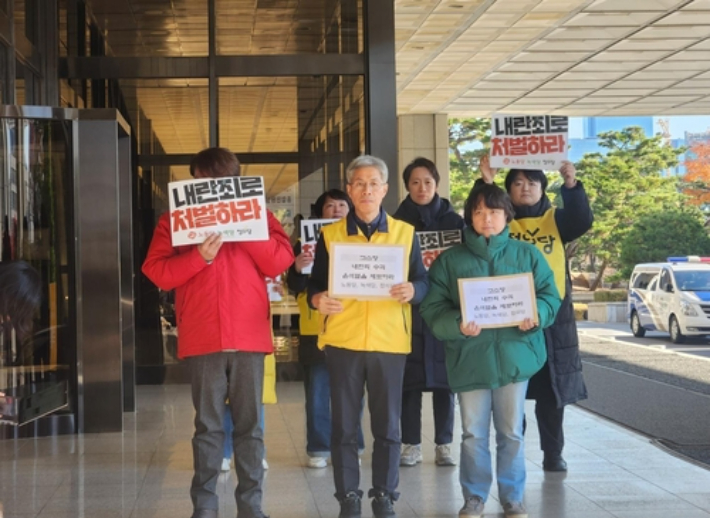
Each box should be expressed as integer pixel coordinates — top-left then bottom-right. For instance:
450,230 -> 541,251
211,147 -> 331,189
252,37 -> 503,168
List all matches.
683,141 -> 710,207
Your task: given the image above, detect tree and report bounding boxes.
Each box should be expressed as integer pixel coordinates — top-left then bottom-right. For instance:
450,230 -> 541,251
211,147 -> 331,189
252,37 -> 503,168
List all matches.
574,127 -> 687,290
682,141 -> 710,210
619,210 -> 710,278
448,118 -> 491,211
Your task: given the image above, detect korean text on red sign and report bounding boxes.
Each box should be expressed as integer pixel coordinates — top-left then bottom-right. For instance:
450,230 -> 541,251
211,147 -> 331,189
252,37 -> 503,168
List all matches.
489,114 -> 568,170
299,218 -> 338,275
169,176 -> 269,246
417,230 -> 462,270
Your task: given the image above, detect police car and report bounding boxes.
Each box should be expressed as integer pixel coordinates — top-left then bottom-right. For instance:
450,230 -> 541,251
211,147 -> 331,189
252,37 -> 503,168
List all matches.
627,257 -> 710,343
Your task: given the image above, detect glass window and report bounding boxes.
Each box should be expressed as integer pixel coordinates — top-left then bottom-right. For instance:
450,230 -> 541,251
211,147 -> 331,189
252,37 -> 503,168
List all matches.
216,0 -> 362,55
633,272 -> 657,290
0,117 -> 77,424
91,3 -> 208,57
120,79 -> 209,155
674,270 -> 710,291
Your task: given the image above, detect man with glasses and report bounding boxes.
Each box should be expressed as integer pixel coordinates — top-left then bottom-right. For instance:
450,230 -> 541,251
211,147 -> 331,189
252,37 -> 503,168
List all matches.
308,155 -> 429,518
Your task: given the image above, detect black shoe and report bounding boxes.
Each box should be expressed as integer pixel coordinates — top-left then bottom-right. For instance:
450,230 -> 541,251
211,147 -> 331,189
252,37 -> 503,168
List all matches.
339,492 -> 362,518
371,492 -> 396,518
543,453 -> 568,472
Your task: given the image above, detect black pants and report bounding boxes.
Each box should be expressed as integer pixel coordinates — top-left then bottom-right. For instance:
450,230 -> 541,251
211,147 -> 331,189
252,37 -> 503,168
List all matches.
528,362 -> 565,455
400,388 -> 454,446
325,346 -> 407,501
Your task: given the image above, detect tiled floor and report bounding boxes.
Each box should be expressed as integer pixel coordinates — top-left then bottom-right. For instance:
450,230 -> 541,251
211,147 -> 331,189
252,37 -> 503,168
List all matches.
1,382 -> 710,518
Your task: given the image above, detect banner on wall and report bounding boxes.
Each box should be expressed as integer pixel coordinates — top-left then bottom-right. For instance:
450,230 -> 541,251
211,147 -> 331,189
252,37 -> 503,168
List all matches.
168,176 -> 268,246
490,114 -> 568,170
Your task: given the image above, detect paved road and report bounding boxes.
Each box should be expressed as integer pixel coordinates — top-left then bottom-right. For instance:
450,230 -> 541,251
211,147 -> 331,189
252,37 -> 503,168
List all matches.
576,321 -> 710,467
578,320 -> 710,359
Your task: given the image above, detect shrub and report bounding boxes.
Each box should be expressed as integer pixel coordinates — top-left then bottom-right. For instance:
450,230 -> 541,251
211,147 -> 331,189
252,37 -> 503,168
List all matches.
593,289 -> 627,302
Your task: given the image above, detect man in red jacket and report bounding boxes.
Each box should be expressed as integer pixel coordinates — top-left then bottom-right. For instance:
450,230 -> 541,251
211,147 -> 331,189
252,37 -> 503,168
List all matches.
142,147 -> 294,518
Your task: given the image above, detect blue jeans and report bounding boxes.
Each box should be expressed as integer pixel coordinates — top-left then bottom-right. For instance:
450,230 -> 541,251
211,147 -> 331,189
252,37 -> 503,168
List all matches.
224,403 -> 265,460
304,363 -> 365,457
458,381 -> 528,505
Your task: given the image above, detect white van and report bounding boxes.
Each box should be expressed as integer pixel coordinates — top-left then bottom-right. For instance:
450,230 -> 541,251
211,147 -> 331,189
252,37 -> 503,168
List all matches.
628,257 -> 710,343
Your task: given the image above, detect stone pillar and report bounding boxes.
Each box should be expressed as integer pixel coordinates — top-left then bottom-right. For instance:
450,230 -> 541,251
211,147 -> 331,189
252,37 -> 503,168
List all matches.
397,114 -> 450,202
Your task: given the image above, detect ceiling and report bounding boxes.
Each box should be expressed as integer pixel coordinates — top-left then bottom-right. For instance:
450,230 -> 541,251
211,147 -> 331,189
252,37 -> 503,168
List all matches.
396,0 -> 710,117
78,0 -> 710,194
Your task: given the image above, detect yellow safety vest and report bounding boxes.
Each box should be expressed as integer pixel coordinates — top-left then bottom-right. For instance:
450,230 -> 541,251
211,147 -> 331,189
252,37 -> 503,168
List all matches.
297,291 -> 320,336
509,208 -> 566,298
318,215 -> 415,353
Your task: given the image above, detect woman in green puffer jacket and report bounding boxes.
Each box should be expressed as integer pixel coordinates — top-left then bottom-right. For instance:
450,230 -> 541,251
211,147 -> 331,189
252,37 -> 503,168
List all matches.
420,183 -> 560,518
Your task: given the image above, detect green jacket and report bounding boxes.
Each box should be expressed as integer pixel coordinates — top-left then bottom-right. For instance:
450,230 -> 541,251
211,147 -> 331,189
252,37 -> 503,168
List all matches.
420,226 -> 561,393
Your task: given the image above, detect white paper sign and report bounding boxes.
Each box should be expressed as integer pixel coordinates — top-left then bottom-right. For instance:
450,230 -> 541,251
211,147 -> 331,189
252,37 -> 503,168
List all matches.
489,114 -> 568,170
329,243 -> 406,300
458,273 -> 538,329
299,218 -> 338,275
265,276 -> 283,302
168,177 -> 268,246
417,230 -> 462,270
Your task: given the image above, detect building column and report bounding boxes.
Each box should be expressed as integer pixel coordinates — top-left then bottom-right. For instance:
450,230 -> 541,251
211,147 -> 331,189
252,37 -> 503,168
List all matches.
397,114 -> 450,202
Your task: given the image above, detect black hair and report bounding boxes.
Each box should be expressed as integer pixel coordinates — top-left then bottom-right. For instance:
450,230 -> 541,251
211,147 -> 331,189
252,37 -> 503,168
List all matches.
464,183 -> 515,227
190,147 -> 241,178
313,189 -> 352,218
504,168 -> 547,193
402,157 -> 440,189
0,261 -> 42,341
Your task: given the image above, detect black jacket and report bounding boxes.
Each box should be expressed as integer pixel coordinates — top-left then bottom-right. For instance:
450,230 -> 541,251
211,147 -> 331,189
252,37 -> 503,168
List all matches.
517,182 -> 593,407
473,178 -> 593,406
285,241 -> 323,365
393,194 -> 465,391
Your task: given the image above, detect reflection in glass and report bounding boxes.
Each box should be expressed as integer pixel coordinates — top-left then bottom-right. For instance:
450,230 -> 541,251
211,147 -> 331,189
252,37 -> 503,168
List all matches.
0,117 -> 76,429
216,0 -> 362,55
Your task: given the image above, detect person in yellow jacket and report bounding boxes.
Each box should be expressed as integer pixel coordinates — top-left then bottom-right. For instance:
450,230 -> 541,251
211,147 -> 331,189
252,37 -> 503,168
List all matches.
308,155 -> 429,518
286,189 -> 366,469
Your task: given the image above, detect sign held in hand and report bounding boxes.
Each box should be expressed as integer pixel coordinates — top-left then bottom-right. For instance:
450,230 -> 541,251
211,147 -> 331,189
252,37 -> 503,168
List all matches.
458,273 -> 538,329
169,176 -> 268,246
329,243 -> 407,300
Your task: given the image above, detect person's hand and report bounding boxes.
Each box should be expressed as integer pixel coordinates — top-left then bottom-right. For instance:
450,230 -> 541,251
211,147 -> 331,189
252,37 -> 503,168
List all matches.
294,252 -> 314,274
390,282 -> 415,303
460,320 -> 482,337
313,292 -> 344,315
197,232 -> 223,262
559,160 -> 577,189
518,318 -> 537,332
479,155 -> 498,184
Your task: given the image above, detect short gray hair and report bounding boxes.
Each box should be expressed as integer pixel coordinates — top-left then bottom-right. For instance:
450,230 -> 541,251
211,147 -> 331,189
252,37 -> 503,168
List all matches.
345,155 -> 389,184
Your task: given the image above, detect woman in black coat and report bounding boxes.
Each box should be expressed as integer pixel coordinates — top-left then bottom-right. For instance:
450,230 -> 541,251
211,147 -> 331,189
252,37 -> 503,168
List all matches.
393,157 -> 465,467
479,155 -> 593,472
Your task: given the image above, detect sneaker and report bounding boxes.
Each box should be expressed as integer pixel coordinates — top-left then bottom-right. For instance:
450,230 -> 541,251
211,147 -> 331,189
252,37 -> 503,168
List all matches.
338,491 -> 362,518
262,458 -> 269,470
435,444 -> 456,466
543,452 -> 567,472
399,444 -> 422,466
459,495 -> 484,517
371,492 -> 396,518
503,501 -> 528,518
220,458 -> 231,472
307,456 -> 327,469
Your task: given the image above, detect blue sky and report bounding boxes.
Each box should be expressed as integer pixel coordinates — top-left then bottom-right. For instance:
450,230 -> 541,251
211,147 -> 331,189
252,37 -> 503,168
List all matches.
569,116 -> 710,140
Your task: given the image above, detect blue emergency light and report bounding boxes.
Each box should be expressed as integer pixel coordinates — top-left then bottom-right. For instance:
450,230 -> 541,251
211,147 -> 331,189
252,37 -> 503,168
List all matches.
667,256 -> 710,263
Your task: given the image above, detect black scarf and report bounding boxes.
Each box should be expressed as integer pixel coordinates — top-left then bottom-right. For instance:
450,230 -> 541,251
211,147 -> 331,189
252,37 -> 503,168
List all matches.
394,194 -> 444,231
513,194 -> 552,219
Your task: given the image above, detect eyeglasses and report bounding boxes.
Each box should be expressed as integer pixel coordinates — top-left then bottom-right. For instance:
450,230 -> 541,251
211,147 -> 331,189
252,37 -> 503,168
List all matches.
350,181 -> 385,192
